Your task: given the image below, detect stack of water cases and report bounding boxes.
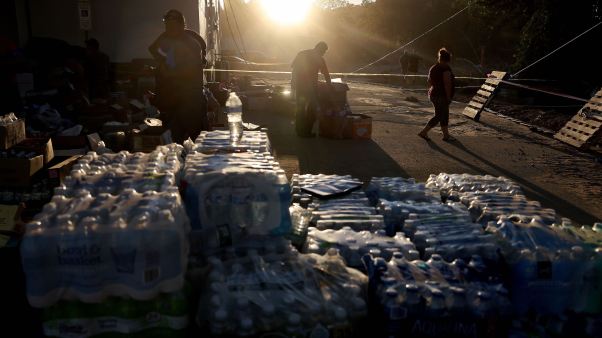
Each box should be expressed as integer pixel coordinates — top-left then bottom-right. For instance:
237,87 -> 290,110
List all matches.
364,252 -> 511,338
486,216 -> 602,334
426,173 -> 558,224
182,151 -> 291,256
20,145 -> 191,338
294,175 -> 417,270
194,129 -> 271,154
290,174 -> 366,249
183,154 -> 369,336
371,177 -> 498,262
198,244 -> 368,337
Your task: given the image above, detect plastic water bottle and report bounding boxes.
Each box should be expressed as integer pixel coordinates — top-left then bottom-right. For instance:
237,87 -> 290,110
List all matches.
226,92 -> 243,143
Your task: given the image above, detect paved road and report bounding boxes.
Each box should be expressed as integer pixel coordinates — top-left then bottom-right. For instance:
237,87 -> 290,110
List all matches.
244,81 -> 602,224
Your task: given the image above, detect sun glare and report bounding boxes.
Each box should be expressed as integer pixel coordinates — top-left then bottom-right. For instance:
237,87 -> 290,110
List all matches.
261,0 -> 314,25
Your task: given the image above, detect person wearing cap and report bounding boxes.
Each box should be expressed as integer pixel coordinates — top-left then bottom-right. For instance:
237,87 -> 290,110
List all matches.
148,9 -> 208,143
291,41 -> 332,137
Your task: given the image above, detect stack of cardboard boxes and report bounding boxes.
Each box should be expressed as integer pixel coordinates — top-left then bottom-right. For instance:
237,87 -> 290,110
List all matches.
317,81 -> 372,140
0,114 -> 83,236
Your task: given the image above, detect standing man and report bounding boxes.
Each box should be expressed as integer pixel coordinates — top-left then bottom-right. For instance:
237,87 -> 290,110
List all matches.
291,41 -> 332,137
148,9 -> 208,143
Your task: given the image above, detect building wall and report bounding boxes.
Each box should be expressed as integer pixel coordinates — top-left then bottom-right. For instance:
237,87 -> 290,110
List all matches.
22,0 -> 203,62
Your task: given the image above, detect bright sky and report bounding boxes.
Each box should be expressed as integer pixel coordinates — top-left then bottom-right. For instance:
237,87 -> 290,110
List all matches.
258,0 -> 365,25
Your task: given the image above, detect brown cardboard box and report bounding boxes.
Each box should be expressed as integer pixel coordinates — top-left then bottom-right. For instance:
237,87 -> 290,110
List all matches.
0,204 -> 20,232
319,114 -> 347,139
13,138 -> 54,164
131,130 -> 172,152
0,155 -> 44,187
344,114 -> 372,140
0,119 -> 26,150
47,155 -> 82,188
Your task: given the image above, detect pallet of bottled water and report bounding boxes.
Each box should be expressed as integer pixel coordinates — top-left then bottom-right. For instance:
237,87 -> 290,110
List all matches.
198,243 -> 367,337
182,151 -> 292,256
21,149 -> 190,307
486,215 -> 602,316
193,129 -> 271,153
366,177 -> 440,204
305,226 -> 418,269
364,252 -> 510,338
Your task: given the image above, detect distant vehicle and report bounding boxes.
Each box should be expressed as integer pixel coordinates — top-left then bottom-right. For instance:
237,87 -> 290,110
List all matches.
217,53 -> 288,71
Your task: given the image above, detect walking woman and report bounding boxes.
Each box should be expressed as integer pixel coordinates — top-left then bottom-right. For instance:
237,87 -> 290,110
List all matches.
418,48 -> 456,141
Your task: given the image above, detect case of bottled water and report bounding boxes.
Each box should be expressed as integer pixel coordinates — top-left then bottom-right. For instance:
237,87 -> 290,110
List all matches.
42,289 -> 189,338
364,253 -> 511,338
305,226 -> 419,269
197,245 -> 367,337
21,146 -> 190,308
183,151 -> 292,256
194,129 -> 271,154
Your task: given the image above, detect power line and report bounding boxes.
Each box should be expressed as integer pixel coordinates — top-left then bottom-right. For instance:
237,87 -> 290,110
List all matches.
227,0 -> 249,62
511,21 -> 602,78
352,6 -> 469,74
222,1 -> 246,64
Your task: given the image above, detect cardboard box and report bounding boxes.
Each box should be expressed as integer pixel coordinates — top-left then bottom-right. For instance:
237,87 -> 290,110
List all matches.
344,114 -> 372,140
0,205 -> 21,232
0,119 -> 26,150
0,155 -> 44,187
47,155 -> 82,188
131,130 -> 172,152
319,114 -> 347,139
13,138 -> 54,164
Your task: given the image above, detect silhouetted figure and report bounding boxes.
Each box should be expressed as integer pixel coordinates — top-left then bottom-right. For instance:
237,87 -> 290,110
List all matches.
399,50 -> 410,86
291,41 -> 332,137
418,48 -> 456,141
149,9 -> 208,143
84,38 -> 110,100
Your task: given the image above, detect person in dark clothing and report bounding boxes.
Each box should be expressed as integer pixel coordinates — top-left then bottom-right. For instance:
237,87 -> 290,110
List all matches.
418,48 -> 455,141
84,38 -> 110,100
148,9 -> 208,143
291,41 -> 332,137
399,50 -> 410,86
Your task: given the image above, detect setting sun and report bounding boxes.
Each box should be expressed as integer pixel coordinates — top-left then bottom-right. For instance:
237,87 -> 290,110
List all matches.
260,0 -> 314,25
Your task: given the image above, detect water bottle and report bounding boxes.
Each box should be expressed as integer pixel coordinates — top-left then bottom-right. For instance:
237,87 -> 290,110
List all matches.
226,92 -> 243,143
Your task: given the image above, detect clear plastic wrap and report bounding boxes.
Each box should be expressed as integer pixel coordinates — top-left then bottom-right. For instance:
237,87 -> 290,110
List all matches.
290,174 -> 364,200
20,147 -> 189,308
183,152 -> 292,256
42,289 -> 189,338
366,177 -> 440,204
487,215 -> 600,315
305,226 -> 419,268
21,189 -> 190,308
364,253 -> 510,337
194,130 -> 271,154
197,245 -> 367,337
426,173 -> 523,199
